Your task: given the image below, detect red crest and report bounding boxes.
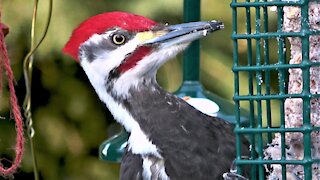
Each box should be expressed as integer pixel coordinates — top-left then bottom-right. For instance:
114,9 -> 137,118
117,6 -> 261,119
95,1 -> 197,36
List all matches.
63,12 -> 157,61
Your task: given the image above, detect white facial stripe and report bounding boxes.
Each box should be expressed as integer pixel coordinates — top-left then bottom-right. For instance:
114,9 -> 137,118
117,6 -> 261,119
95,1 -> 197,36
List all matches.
135,43 -> 189,76
80,58 -> 131,129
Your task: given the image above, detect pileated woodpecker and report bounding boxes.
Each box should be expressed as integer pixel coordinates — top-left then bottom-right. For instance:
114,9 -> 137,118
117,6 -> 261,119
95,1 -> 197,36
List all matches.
63,12 -> 249,180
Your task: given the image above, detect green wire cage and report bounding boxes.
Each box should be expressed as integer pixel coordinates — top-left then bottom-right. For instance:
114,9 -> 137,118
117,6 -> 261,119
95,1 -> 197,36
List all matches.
231,0 -> 320,179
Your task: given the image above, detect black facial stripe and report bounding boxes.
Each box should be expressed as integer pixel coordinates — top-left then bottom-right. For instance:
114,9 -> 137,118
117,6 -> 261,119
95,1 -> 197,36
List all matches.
106,51 -> 133,83
105,75 -> 114,96
108,68 -> 120,82
79,28 -> 134,63
79,37 -> 118,62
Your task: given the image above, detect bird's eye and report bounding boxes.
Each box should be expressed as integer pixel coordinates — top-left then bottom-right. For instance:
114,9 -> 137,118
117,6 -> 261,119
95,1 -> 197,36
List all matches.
112,34 -> 126,45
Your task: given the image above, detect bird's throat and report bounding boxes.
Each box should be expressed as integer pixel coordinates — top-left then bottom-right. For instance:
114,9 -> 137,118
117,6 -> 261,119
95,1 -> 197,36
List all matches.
117,46 -> 153,73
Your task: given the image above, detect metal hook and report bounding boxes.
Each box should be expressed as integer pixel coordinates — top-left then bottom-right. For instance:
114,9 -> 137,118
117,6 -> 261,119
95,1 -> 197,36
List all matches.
22,0 -> 52,179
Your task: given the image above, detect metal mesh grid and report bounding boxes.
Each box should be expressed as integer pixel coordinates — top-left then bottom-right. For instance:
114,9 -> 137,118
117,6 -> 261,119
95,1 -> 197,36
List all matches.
231,0 -> 320,179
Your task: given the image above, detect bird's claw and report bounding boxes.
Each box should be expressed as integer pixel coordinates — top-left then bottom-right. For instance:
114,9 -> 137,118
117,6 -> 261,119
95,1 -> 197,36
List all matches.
223,172 -> 249,180
223,157 -> 249,180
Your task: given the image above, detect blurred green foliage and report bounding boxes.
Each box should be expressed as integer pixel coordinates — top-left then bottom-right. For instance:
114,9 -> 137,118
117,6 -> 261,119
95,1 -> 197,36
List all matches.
0,0 -> 282,179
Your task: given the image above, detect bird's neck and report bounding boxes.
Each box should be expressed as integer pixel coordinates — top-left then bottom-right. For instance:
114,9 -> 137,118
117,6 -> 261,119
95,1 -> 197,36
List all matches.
81,57 -> 158,131
104,79 -> 165,157
105,78 -> 160,131
80,58 -> 163,156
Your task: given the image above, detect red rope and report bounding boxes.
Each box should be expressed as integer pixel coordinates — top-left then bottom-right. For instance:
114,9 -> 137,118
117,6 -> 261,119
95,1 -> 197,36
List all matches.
0,20 -> 25,177
0,22 -> 7,107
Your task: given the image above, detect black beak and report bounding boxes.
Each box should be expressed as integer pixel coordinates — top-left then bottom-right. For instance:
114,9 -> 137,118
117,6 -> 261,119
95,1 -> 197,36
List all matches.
143,21 -> 224,46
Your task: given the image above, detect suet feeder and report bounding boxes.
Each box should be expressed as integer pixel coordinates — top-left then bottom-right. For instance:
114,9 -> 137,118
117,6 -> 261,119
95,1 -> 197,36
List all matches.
231,0 -> 320,179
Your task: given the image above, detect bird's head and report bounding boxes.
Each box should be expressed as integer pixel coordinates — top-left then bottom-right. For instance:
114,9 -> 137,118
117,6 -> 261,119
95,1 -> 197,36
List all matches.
63,12 -> 223,98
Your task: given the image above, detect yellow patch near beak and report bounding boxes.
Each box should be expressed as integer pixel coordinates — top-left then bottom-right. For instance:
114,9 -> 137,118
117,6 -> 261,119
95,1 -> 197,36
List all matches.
136,31 -> 167,43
